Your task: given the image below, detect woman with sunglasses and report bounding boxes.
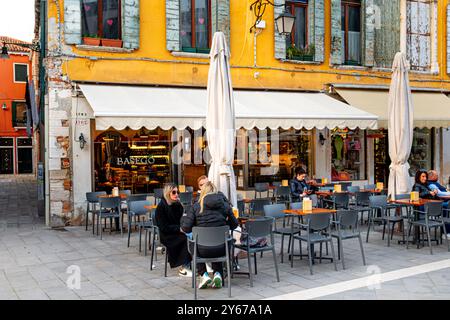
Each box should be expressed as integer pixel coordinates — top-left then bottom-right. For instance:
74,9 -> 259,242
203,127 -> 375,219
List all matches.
155,183 -> 192,277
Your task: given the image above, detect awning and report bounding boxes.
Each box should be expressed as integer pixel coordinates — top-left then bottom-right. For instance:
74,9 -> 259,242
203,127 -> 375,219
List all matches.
79,84 -> 378,131
336,89 -> 450,128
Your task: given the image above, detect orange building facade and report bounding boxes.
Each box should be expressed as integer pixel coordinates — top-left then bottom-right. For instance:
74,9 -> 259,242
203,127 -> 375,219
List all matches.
0,37 -> 34,175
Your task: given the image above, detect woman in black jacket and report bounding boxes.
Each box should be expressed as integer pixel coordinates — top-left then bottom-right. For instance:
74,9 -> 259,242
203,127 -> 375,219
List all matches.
181,181 -> 238,289
413,170 -> 438,199
155,183 -> 192,277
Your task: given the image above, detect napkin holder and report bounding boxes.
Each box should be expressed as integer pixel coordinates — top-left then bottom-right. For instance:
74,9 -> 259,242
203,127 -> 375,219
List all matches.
322,178 -> 328,184
410,191 -> 419,202
376,182 -> 384,190
179,185 -> 186,193
334,184 -> 342,193
303,198 -> 313,212
282,180 -> 289,187
112,187 -> 119,197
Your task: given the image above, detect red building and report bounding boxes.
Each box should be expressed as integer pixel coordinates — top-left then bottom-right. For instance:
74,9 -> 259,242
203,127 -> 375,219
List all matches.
0,36 -> 33,175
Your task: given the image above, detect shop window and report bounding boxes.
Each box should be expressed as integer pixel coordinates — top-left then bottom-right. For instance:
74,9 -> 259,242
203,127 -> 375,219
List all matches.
285,0 -> 313,61
180,0 -> 211,54
331,128 -> 365,181
408,128 -> 434,176
12,102 -> 27,128
341,0 -> 361,66
14,64 -> 28,83
81,0 -> 122,46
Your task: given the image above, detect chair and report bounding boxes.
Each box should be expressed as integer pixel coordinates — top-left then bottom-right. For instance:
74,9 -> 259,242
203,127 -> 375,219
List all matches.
364,184 -> 376,190
97,196 -> 122,240
407,202 -> 449,254
340,182 -> 353,192
124,194 -> 148,230
85,191 -> 106,233
237,199 -> 247,218
310,194 -> 319,208
274,186 -> 291,205
350,191 -> 372,224
347,186 -> 360,194
233,216 -> 280,287
290,202 -> 302,210
264,204 -> 301,263
331,210 -> 366,269
366,195 -> 403,246
291,213 -> 338,275
179,192 -> 193,207
250,198 -> 272,216
271,182 -> 281,197
153,188 -> 164,205
188,226 -> 232,299
127,200 -> 151,248
254,183 -> 270,198
186,186 -> 194,192
147,208 -> 169,276
323,192 -> 349,210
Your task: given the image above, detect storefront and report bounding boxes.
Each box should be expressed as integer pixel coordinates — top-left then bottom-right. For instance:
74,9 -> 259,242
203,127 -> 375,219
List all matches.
73,84 -> 378,202
335,87 -> 450,184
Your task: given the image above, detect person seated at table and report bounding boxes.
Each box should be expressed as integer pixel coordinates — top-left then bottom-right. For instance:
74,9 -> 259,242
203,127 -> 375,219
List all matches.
290,167 -> 317,201
427,170 -> 450,209
155,183 -> 192,277
181,181 -> 238,289
413,170 -> 438,199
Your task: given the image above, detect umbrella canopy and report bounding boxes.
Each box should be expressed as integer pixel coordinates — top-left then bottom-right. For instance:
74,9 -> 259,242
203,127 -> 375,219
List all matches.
388,52 -> 414,199
206,32 -> 237,207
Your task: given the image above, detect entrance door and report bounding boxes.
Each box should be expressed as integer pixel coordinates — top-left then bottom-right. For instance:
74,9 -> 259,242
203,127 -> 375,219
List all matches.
0,138 -> 14,174
17,138 -> 33,174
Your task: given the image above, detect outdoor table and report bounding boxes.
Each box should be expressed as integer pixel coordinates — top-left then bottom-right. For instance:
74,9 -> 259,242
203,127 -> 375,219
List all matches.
144,205 -> 158,210
98,193 -> 128,200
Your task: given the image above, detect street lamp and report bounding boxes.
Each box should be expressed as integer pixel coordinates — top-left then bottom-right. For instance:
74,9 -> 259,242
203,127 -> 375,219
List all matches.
250,0 -> 296,35
0,40 -> 40,59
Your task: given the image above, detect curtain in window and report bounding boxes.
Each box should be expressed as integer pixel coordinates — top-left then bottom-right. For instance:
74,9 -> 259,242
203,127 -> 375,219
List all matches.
195,0 -> 209,49
181,0 -> 192,48
347,31 -> 361,63
293,5 -> 306,48
102,0 -> 120,39
81,0 -> 98,37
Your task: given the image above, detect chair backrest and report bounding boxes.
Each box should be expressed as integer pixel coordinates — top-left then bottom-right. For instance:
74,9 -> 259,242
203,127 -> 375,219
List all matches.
305,213 -> 331,232
251,198 -> 272,215
86,191 -> 106,203
290,202 -> 302,210
121,189 -> 132,196
348,186 -> 360,193
245,216 -> 274,238
364,184 -> 376,190
263,204 -> 286,219
255,182 -> 269,192
179,192 -> 193,205
237,200 -> 245,216
99,196 -> 121,210
191,226 -> 230,248
334,192 -> 350,207
336,209 -> 359,229
355,191 -> 371,205
127,194 -> 148,204
310,194 -> 318,207
369,195 -> 388,209
154,188 -> 164,199
276,186 -> 291,197
315,179 -> 322,184
425,202 -> 443,218
186,186 -> 194,192
340,182 -> 353,191
128,200 -> 152,216
272,181 -> 281,187
395,194 -> 410,200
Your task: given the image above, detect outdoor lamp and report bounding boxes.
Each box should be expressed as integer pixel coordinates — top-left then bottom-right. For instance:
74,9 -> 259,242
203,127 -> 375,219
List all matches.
1,103 -> 7,110
1,44 -> 9,59
79,133 -> 87,149
319,133 -> 326,146
275,9 -> 296,36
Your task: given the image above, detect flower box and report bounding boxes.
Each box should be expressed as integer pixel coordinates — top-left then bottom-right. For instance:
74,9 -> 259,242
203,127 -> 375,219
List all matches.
290,54 -> 314,62
101,39 -> 123,48
83,37 -> 101,46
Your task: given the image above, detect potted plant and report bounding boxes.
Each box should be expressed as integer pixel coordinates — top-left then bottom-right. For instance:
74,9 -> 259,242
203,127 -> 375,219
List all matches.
82,34 -> 101,46
286,44 -> 315,61
101,38 -> 123,48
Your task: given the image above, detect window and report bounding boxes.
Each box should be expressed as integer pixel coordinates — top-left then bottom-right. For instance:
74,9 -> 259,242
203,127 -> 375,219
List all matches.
407,0 -> 431,71
331,128 -> 366,181
285,0 -> 311,61
341,0 -> 361,65
81,0 -> 121,40
12,102 -> 27,128
14,64 -> 28,83
180,0 -> 211,53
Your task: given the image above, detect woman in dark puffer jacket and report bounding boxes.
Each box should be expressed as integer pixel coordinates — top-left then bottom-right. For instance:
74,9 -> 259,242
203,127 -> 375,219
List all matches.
181,181 -> 238,289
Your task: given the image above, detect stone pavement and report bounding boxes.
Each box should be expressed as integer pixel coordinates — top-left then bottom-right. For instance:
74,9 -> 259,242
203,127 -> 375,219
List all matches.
1,176 -> 450,300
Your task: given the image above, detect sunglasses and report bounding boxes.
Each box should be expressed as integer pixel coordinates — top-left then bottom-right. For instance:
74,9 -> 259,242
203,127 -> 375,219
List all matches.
171,190 -> 179,195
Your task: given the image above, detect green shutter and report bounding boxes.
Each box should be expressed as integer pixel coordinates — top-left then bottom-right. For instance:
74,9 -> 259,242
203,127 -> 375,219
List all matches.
330,0 -> 343,65
363,0 -> 375,66
314,0 -> 325,62
12,102 -> 17,127
166,0 -> 180,51
274,0 -> 286,60
374,0 -> 400,68
64,0 -> 82,44
211,0 -> 231,48
122,0 -> 140,49
447,4 -> 450,74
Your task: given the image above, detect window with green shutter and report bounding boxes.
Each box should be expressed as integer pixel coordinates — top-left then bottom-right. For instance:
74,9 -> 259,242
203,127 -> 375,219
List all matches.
12,102 -> 28,128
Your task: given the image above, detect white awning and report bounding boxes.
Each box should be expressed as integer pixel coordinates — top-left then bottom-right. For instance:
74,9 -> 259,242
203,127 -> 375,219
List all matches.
79,84 -> 378,131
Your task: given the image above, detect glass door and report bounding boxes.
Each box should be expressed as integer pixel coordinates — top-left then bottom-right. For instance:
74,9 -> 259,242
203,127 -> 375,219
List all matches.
17,138 -> 33,174
0,138 -> 14,174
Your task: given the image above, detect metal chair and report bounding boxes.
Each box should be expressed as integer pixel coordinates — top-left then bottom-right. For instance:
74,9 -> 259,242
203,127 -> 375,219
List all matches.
407,202 -> 449,254
127,200 -> 151,248
340,182 -> 352,192
264,204 -> 301,263
350,191 -> 372,224
366,195 -> 403,246
124,194 -> 148,232
291,213 -> 338,275
323,192 -> 350,210
179,192 -> 193,207
271,182 -> 281,197
85,191 -> 106,233
147,208 -> 169,276
153,188 -> 164,205
97,196 -> 122,240
186,186 -> 194,192
250,198 -> 272,216
364,184 -> 376,190
274,186 -> 291,205
237,199 -> 247,218
188,226 -> 232,299
233,216 -> 280,287
347,186 -> 360,193
331,210 -> 366,269
254,183 -> 270,198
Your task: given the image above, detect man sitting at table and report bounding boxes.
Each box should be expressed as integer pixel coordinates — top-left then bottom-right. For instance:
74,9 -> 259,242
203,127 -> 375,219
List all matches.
427,170 -> 450,210
290,167 -> 317,201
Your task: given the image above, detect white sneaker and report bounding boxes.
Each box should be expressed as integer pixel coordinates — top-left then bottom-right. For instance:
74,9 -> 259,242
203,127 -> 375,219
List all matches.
198,272 -> 212,289
212,272 -> 222,289
178,266 -> 192,277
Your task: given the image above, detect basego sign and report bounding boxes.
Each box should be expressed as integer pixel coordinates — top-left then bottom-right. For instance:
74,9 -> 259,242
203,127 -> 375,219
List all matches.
116,157 -> 156,166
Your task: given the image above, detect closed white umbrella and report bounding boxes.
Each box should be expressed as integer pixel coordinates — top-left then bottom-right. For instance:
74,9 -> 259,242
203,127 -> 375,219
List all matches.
388,52 -> 414,200
206,32 -> 237,207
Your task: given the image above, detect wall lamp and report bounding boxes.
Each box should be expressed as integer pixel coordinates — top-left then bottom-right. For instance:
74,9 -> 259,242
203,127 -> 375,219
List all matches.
250,0 -> 296,35
319,133 -> 327,146
78,133 -> 87,150
1,103 -> 7,110
0,40 -> 40,59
